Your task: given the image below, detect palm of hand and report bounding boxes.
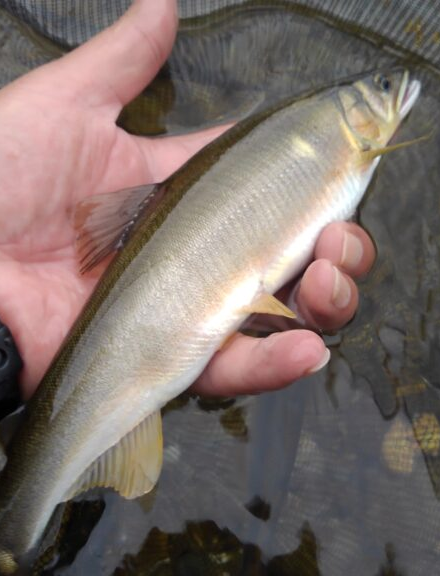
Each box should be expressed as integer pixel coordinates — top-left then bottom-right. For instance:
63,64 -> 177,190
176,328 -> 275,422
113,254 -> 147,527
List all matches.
0,87 -> 135,391
0,0 -> 374,400
0,73 -> 221,394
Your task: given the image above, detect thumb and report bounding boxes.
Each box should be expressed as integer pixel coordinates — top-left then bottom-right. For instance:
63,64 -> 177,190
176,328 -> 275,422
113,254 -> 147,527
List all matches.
44,0 -> 177,112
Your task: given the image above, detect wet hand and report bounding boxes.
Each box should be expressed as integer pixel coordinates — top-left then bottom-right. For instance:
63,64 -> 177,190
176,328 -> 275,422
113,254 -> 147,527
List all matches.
0,0 -> 375,400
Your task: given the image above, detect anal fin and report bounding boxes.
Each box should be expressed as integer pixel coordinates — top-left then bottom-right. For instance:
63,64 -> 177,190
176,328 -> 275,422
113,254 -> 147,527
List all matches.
242,293 -> 296,319
64,411 -> 163,501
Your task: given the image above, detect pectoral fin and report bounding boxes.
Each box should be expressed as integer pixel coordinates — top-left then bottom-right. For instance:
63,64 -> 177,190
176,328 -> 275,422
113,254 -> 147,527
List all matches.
65,411 -> 163,501
361,132 -> 431,162
74,183 -> 166,274
242,293 -> 296,319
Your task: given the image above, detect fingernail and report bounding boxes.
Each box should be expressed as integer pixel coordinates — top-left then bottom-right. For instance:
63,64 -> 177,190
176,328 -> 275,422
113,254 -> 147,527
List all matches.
308,347 -> 331,374
341,231 -> 363,269
290,338 -> 330,375
332,266 -> 351,309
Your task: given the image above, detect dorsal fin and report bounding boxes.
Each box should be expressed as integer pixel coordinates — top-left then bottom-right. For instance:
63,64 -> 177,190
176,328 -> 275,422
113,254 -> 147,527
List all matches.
74,183 -> 165,274
64,410 -> 163,501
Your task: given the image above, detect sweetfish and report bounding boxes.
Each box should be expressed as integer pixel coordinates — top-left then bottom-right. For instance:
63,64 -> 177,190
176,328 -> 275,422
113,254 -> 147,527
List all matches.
0,69 -> 420,573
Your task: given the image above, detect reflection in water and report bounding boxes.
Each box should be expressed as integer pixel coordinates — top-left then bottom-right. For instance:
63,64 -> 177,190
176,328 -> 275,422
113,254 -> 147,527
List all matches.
267,523 -> 320,576
2,1 -> 440,575
35,501 -> 105,575
111,520 -> 320,576
115,520 -> 262,576
220,406 -> 249,441
244,496 -> 271,522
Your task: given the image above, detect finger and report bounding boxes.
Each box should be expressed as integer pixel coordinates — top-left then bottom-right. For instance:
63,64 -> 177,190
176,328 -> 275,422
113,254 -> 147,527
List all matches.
135,123 -> 234,182
44,0 -> 177,111
193,330 -> 330,397
295,259 -> 359,331
315,222 -> 376,277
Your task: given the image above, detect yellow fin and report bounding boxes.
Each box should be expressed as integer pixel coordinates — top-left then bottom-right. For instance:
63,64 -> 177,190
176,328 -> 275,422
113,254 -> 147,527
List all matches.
64,411 -> 163,501
242,293 -> 296,319
361,132 -> 432,161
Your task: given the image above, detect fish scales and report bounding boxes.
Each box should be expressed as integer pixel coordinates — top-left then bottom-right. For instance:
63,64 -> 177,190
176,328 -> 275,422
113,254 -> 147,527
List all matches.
0,69 -> 420,571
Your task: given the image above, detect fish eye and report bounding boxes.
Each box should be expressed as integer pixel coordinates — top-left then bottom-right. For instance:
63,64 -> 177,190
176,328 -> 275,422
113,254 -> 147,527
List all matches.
374,73 -> 391,93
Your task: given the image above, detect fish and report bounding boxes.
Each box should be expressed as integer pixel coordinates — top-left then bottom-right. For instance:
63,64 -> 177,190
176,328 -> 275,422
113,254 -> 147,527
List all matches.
0,69 -> 420,573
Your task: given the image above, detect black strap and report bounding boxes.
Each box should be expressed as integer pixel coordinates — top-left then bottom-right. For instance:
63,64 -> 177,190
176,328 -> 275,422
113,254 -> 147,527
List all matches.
0,320 -> 23,419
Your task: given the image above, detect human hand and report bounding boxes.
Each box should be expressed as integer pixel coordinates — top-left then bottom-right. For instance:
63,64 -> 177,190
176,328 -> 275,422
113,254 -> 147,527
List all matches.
0,0 -> 375,401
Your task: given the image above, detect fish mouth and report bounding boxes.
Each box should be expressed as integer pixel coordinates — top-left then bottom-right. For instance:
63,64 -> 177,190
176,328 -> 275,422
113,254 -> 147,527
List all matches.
397,70 -> 421,119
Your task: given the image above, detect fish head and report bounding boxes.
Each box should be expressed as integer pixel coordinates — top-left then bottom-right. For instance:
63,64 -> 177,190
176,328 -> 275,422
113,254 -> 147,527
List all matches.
350,69 -> 421,147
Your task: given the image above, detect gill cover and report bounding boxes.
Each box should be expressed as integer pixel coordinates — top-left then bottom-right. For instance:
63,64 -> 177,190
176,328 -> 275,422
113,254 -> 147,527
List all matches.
340,69 -> 421,152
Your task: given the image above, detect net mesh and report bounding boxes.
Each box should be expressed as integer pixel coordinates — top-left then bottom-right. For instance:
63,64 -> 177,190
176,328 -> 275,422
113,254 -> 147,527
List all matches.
0,0 -> 439,68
